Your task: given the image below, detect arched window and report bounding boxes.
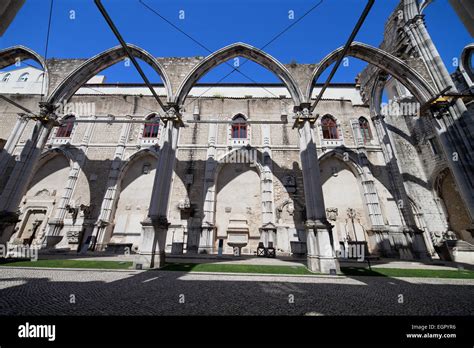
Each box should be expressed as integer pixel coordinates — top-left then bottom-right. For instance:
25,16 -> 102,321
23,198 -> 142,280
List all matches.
231,114 -> 247,139
321,115 -> 338,140
56,116 -> 75,138
359,117 -> 372,143
18,72 -> 29,82
143,115 -> 160,138
2,73 -> 11,82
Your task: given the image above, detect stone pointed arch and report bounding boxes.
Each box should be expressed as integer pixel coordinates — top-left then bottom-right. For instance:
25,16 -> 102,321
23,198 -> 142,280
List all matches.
368,72 -> 388,117
0,45 -> 47,70
460,43 -> 474,87
0,45 -> 49,95
306,42 -> 437,103
36,147 -> 75,170
174,42 -> 304,106
318,148 -> 363,177
118,148 -> 159,181
215,147 -> 264,175
47,44 -> 173,105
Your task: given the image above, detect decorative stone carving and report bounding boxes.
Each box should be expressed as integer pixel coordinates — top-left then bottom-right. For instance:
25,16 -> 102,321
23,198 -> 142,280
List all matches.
178,197 -> 191,210
35,189 -> 50,197
66,230 -> 81,244
443,230 -> 457,241
346,208 -> 357,219
65,204 -> 79,220
282,175 -> 297,193
142,163 -> 151,174
326,207 -> 338,221
79,204 -> 91,218
285,202 -> 294,215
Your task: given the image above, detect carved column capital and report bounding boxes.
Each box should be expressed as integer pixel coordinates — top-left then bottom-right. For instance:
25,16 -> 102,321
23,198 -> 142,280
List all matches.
293,103 -> 319,128
38,102 -> 60,127
162,104 -> 184,127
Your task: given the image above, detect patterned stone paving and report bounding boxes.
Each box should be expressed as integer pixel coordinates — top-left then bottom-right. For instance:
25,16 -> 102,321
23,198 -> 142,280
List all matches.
0,267 -> 473,315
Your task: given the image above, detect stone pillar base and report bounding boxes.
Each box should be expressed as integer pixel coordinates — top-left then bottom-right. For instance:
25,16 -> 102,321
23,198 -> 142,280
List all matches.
307,255 -> 340,274
305,219 -> 340,275
198,227 -> 215,254
134,251 -> 165,270
198,246 -> 214,254
137,217 -> 169,269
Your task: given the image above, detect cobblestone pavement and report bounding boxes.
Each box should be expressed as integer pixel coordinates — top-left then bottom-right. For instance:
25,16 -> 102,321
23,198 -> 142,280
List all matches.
0,267 -> 473,315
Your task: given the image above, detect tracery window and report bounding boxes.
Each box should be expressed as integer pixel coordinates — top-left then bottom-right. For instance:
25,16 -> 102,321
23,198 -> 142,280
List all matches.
358,117 -> 372,143
143,115 -> 160,138
231,115 -> 247,139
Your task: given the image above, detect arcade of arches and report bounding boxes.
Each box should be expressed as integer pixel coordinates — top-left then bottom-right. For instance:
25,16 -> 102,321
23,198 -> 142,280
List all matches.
1,1 -> 473,272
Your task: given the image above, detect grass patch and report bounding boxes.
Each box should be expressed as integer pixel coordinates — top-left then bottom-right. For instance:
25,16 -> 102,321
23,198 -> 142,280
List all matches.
341,267 -> 474,279
0,259 -> 133,270
161,263 -> 474,278
1,260 -> 472,278
160,263 -> 315,275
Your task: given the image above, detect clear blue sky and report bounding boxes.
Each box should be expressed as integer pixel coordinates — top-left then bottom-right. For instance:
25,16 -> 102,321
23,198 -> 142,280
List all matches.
1,0 -> 471,84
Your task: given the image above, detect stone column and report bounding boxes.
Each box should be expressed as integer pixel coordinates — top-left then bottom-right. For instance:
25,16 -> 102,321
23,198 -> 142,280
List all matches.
90,116 -> 132,249
371,113 -> 432,259
349,119 -> 385,227
404,15 -> 474,222
45,115 -> 96,248
0,103 -> 58,244
199,122 -> 218,253
136,107 -> 181,269
260,124 -> 276,246
295,105 -> 339,274
261,124 -> 275,225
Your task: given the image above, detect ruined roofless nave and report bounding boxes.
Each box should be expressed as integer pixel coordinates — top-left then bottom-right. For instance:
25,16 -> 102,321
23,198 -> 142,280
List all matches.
0,0 -> 473,273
